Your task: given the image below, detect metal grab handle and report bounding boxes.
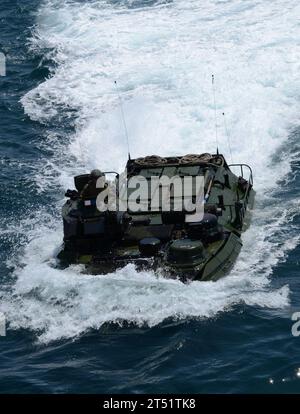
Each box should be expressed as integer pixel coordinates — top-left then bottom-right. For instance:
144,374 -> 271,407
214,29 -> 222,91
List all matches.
228,163 -> 253,183
228,163 -> 253,206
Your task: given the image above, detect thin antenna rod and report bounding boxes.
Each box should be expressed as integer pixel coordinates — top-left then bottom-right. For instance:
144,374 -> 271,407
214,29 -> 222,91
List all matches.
114,80 -> 131,159
211,74 -> 219,153
222,112 -> 233,164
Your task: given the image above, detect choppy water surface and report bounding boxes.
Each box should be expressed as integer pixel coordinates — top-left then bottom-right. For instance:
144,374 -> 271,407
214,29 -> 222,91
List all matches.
0,0 -> 300,393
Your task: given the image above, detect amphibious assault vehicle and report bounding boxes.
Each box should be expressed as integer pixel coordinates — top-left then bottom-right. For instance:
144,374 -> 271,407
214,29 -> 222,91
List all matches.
58,153 -> 255,281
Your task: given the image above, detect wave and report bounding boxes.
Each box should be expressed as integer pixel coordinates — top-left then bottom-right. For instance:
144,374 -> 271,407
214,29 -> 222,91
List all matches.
1,0 -> 300,342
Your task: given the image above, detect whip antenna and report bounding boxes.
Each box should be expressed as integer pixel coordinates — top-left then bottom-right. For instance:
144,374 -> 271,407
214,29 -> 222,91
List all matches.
222,112 -> 233,164
211,74 -> 219,153
114,80 -> 131,160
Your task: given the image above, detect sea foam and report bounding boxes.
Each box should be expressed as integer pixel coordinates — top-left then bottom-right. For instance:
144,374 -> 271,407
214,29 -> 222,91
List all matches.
2,0 -> 299,342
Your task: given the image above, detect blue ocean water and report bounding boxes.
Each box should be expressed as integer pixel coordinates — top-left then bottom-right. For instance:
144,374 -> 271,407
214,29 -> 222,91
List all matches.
1,0 -> 300,393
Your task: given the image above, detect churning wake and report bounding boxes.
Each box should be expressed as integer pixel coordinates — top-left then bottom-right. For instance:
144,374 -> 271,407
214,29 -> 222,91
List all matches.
1,0 -> 300,343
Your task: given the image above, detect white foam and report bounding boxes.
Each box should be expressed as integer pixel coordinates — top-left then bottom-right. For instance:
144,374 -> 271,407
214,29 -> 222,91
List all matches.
3,0 -> 300,342
0,226 -> 292,343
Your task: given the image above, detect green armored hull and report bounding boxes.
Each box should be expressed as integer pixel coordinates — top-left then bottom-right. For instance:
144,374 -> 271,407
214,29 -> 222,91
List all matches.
58,153 -> 255,281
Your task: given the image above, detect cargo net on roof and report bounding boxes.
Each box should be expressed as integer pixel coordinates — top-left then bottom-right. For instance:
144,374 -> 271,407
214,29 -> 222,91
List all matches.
133,153 -> 224,167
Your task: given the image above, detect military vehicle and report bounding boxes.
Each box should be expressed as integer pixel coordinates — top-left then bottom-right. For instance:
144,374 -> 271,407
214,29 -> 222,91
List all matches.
58,153 -> 255,281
